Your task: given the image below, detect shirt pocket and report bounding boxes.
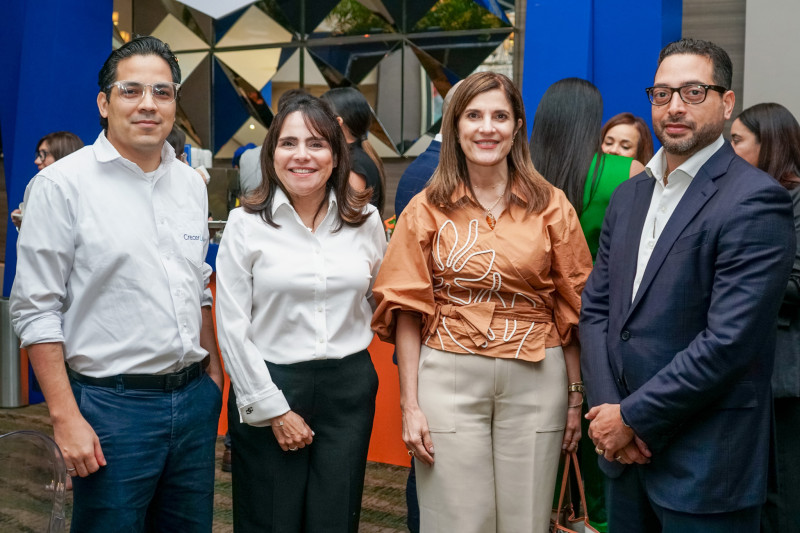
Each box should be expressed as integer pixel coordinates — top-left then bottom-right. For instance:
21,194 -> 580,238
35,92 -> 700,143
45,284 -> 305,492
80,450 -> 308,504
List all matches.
175,211 -> 206,268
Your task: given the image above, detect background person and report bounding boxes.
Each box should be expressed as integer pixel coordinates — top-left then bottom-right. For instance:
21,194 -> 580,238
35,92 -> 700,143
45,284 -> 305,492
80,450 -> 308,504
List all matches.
600,112 -> 654,164
321,87 -> 386,215
731,102 -> 800,533
530,78 -> 645,260
372,71 -> 592,533
11,131 -> 84,228
215,94 -> 385,533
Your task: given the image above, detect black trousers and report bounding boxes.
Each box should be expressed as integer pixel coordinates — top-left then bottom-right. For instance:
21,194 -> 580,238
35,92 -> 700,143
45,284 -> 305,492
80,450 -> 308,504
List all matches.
228,350 -> 378,533
762,397 -> 800,533
605,465 -> 760,533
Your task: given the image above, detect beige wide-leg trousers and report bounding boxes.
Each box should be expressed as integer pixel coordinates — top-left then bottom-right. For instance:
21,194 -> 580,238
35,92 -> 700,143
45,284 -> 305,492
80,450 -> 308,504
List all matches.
415,345 -> 567,533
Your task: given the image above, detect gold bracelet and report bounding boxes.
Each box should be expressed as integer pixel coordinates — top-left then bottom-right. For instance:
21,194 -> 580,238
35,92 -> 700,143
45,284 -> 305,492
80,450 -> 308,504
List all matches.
568,382 -> 585,395
568,402 -> 583,409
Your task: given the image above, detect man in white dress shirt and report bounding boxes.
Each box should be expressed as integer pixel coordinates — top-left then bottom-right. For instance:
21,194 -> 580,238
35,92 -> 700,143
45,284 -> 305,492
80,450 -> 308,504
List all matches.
10,36 -> 223,532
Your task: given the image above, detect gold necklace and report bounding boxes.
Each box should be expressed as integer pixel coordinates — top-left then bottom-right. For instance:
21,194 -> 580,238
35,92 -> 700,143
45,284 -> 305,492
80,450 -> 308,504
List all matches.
478,192 -> 504,230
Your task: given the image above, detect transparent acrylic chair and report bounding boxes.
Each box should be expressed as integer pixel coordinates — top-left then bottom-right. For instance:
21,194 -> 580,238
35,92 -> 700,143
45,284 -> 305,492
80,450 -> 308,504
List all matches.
0,430 -> 67,532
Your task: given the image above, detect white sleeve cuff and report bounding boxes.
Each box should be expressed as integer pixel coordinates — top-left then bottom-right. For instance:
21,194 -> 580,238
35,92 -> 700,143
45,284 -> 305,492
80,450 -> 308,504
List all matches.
237,389 -> 291,427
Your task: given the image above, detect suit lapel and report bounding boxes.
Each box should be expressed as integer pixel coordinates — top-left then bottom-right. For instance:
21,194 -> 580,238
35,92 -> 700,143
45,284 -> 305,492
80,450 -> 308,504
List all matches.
625,145 -> 733,320
619,179 -> 655,310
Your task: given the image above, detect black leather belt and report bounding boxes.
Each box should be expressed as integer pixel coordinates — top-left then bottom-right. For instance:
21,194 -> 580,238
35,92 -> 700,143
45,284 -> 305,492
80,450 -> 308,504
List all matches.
66,358 -> 208,391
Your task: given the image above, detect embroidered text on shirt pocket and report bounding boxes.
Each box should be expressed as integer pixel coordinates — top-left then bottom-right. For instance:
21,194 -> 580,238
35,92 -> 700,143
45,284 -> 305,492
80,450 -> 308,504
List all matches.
176,211 -> 206,268
670,229 -> 708,255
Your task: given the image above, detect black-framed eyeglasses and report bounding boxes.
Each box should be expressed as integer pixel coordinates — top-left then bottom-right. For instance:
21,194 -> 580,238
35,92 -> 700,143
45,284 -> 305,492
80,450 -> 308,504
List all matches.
107,80 -> 181,104
645,84 -> 727,106
35,150 -> 50,161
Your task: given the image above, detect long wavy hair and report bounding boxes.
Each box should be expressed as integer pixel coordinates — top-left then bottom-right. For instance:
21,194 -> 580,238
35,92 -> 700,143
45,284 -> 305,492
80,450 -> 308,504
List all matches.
426,71 -> 552,215
242,95 -> 372,230
530,78 -> 603,216
600,112 -> 654,165
736,103 -> 800,190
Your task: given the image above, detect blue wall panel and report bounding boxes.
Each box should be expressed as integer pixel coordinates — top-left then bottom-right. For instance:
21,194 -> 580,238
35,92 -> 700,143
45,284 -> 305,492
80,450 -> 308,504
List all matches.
1,1 -> 112,296
521,0 -> 593,134
522,1 -> 682,139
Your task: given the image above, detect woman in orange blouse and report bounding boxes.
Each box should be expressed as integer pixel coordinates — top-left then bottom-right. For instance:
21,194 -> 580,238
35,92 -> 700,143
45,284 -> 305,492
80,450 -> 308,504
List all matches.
372,72 -> 593,533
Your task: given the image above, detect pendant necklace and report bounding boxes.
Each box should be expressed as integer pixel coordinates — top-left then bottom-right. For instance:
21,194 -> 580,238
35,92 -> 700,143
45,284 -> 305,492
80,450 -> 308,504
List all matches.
478,193 -> 504,230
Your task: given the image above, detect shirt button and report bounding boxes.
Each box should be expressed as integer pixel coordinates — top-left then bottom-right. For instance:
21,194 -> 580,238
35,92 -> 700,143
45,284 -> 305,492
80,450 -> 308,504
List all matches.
315,249 -> 320,255
316,306 -> 323,312
659,207 -> 667,213
648,241 -> 655,249
318,338 -> 324,344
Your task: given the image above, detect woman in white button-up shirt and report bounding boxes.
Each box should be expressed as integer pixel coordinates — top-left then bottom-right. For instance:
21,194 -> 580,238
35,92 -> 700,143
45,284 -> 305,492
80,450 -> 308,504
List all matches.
215,94 -> 386,533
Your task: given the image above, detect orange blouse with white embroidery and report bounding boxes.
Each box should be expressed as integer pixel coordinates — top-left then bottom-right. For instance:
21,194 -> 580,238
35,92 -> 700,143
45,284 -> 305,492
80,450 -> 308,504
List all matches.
371,184 -> 592,362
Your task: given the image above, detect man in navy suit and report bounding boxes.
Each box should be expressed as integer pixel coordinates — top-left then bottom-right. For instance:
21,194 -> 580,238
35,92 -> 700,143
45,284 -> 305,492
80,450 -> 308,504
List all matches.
581,38 -> 796,532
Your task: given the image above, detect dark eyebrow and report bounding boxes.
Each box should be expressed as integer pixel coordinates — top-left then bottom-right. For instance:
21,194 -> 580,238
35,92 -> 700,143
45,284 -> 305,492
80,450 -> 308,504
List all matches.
278,136 -> 297,143
653,80 -> 709,87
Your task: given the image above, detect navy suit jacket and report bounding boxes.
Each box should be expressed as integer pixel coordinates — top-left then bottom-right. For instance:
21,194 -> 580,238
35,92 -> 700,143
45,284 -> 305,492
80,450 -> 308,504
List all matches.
580,142 -> 796,514
395,140 -> 440,218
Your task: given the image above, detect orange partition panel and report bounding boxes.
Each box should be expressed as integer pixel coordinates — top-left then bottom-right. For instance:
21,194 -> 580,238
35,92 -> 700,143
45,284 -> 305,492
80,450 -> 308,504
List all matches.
366,336 -> 409,467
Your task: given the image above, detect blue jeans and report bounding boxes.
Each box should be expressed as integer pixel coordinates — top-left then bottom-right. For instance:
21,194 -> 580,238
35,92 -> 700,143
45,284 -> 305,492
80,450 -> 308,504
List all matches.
69,372 -> 222,532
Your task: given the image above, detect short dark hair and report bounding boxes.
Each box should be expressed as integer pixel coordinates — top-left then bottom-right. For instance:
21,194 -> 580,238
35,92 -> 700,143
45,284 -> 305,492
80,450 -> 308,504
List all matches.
37,131 -> 84,161
97,35 -> 181,129
276,88 -> 311,112
737,103 -> 800,189
242,94 -> 372,230
166,126 -> 186,158
658,38 -> 732,89
320,87 -> 386,214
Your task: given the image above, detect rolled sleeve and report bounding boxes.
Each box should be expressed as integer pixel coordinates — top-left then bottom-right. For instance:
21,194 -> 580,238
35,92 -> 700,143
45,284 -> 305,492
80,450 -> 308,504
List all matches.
10,176 -> 73,347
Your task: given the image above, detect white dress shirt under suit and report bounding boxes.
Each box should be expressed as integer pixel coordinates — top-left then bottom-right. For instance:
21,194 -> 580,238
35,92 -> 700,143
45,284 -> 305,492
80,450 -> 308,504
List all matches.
215,188 -> 386,426
10,132 -> 213,377
633,135 -> 725,299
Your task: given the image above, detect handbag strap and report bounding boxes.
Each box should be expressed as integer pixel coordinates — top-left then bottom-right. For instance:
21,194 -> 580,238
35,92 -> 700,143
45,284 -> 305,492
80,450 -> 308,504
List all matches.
567,451 -> 592,524
554,451 -> 572,526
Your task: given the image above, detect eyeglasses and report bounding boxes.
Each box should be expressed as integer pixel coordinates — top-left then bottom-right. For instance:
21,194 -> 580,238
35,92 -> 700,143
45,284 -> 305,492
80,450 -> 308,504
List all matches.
35,150 -> 50,161
107,80 -> 181,104
645,84 -> 727,106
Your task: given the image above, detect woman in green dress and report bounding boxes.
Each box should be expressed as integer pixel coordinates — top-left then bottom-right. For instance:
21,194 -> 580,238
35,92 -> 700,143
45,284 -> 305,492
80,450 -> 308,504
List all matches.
530,79 -> 646,257
529,78 -> 645,531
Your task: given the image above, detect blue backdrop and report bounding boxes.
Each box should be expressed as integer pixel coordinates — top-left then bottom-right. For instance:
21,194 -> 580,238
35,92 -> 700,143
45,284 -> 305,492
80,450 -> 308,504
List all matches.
522,0 -> 682,138
1,1 -> 112,297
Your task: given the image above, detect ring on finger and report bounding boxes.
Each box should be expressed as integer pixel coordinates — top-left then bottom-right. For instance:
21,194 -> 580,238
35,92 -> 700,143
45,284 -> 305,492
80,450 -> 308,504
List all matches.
595,446 -> 605,455
408,450 -> 415,456
615,455 -> 623,461
289,447 -> 298,451
66,467 -> 77,472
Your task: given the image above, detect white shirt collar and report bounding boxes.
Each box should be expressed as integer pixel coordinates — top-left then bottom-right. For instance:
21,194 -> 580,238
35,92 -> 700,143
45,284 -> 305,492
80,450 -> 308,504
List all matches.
270,187 -> 337,219
645,135 -> 725,184
92,131 -> 176,172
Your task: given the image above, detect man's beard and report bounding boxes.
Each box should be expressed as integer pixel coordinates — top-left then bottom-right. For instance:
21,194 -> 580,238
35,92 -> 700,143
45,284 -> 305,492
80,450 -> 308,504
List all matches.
654,117 -> 724,158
